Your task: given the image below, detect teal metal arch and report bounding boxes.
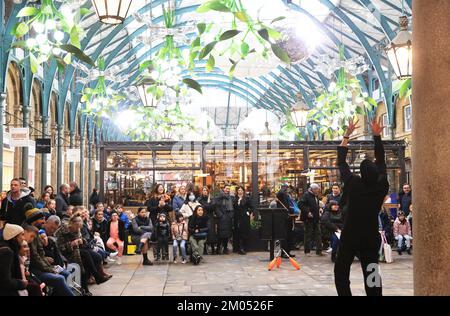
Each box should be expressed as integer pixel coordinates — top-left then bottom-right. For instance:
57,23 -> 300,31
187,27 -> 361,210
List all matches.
187,71 -> 265,104
279,67 -> 315,109
93,2 -> 324,114
269,71 -> 297,101
319,0 -> 393,126
247,78 -> 286,113
290,65 -> 321,97
0,1 -> 26,92
281,66 -> 319,95
284,1 -> 369,93
355,0 -> 397,40
195,81 -> 260,107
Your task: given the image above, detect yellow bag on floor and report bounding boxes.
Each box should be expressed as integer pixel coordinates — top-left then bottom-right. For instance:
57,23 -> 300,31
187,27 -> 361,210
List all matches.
127,245 -> 136,254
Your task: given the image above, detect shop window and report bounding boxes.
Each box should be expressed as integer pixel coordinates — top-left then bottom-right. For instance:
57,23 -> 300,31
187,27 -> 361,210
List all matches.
382,114 -> 391,138
404,105 -> 412,132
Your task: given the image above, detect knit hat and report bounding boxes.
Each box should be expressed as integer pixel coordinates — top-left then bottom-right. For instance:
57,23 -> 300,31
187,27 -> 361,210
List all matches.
158,213 -> 167,219
25,208 -> 45,224
2,223 -> 24,241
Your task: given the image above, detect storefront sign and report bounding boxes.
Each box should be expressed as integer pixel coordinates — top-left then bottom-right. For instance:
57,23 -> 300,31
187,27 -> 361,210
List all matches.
95,160 -> 100,171
10,128 -> 29,147
66,148 -> 80,162
35,138 -> 51,154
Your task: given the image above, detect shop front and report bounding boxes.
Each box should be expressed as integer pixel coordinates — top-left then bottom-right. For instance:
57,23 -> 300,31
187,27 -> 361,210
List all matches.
99,140 -> 406,207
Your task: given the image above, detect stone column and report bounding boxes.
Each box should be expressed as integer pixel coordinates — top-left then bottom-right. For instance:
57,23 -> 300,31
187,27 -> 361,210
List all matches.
41,116 -> 49,190
0,93 -> 5,190
79,135 -> 85,195
56,124 -> 63,188
413,0 -> 450,295
21,107 -> 29,180
87,139 -> 92,204
69,132 -> 74,181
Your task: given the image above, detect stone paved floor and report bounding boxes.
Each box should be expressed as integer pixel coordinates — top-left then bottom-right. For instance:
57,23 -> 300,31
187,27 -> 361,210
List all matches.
90,250 -> 413,296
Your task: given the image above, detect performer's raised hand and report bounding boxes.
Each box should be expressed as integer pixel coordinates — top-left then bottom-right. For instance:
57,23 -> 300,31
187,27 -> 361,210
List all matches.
370,117 -> 384,136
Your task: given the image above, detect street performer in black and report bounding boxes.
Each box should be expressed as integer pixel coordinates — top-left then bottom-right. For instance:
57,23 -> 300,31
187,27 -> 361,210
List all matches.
335,117 -> 389,296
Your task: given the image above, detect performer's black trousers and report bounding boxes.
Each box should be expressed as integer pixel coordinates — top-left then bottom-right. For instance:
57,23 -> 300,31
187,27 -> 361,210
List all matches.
334,241 -> 382,296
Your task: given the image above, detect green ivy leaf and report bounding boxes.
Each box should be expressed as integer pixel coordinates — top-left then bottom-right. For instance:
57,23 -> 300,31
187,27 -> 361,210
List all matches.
367,97 -> 378,108
139,60 -> 154,70
156,87 -> 164,99
206,54 -> 215,72
183,78 -> 202,94
399,78 -> 412,99
192,36 -> 201,48
198,41 -> 217,59
63,53 -> 72,65
70,26 -> 80,48
29,52 -> 38,74
258,29 -> 270,42
197,1 -> 230,13
271,16 -> 286,24
14,22 -> 29,38
355,106 -> 364,115
235,11 -> 248,23
271,43 -> 290,64
197,23 -> 206,35
229,63 -> 237,78
17,7 -> 39,17
219,30 -> 241,41
267,27 -> 282,40
60,44 -> 95,66
241,42 -> 249,56
79,8 -> 91,16
10,41 -> 27,50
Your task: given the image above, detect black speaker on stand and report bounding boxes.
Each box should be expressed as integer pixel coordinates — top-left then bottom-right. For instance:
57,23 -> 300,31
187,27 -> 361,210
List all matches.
259,208 -> 289,260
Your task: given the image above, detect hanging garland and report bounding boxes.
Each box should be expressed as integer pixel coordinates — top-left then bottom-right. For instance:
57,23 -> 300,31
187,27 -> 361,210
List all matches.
308,47 -> 378,139
80,56 -> 126,120
11,0 -> 94,72
191,0 -> 288,77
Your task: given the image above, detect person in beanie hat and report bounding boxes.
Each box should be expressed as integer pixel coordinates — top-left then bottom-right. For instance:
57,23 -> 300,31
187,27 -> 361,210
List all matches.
2,223 -> 24,242
155,212 -> 170,261
26,208 -> 74,296
0,223 -> 28,296
24,207 -> 45,226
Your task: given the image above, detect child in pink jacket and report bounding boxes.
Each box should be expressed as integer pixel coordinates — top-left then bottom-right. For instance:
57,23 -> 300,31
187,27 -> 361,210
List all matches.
393,211 -> 412,255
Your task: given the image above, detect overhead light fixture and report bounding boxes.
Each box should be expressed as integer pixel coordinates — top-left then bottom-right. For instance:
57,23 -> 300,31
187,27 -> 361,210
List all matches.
91,0 -> 133,25
385,16 -> 412,79
136,77 -> 157,108
290,93 -> 309,128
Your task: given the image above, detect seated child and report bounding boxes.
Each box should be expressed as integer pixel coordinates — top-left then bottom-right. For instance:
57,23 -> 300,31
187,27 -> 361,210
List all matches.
393,211 -> 412,255
171,213 -> 188,264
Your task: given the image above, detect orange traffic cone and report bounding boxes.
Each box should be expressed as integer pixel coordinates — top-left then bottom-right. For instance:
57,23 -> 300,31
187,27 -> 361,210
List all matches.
268,257 -> 277,271
282,249 -> 300,270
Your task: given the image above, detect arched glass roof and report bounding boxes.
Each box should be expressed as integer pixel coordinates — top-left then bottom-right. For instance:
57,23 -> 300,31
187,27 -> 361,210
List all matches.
69,0 -> 412,131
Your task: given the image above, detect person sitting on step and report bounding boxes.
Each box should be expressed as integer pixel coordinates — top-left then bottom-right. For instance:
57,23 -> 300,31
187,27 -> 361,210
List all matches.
131,207 -> 153,266
171,213 -> 188,264
393,211 -> 412,255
